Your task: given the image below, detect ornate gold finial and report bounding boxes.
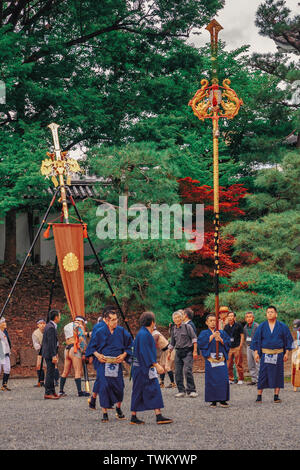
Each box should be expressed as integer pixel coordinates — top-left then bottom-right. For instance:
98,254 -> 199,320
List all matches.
40,125 -> 83,182
41,122 -> 83,223
188,79 -> 243,122
205,19 -> 223,46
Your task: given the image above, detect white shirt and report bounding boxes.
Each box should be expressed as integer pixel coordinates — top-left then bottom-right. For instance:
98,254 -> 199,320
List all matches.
0,330 -> 10,355
64,322 -> 74,340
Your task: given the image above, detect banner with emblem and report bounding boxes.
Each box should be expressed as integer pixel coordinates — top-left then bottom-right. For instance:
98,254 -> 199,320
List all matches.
52,224 -> 85,319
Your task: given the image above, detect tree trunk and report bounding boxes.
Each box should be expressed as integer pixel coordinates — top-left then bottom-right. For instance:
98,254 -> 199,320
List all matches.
296,132 -> 300,149
122,298 -> 129,317
120,180 -> 129,318
4,209 -> 17,264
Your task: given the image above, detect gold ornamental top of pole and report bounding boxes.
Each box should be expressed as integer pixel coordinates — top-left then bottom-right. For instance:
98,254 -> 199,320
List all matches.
40,123 -> 83,223
188,20 -> 243,122
40,123 -> 82,187
205,19 -> 223,82
205,19 -> 223,47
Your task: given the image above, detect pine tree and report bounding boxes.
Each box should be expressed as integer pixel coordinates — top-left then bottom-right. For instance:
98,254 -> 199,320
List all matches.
77,142 -> 186,325
252,0 -> 300,147
205,151 -> 300,322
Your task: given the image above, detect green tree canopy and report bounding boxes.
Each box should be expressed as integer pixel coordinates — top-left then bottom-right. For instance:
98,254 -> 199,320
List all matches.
78,142 -> 186,325
0,0 -> 224,263
252,0 -> 300,147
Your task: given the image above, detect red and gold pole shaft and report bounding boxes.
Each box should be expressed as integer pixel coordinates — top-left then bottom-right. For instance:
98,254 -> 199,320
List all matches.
205,19 -> 223,340
212,112 -> 220,332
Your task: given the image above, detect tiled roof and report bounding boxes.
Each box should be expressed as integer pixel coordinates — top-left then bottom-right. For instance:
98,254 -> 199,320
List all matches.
46,179 -> 108,199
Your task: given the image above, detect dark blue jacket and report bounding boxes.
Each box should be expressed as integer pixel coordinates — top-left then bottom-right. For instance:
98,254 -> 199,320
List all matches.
41,322 -> 58,360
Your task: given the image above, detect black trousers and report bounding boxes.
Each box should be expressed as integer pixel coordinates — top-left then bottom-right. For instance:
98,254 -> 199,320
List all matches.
45,358 -> 56,395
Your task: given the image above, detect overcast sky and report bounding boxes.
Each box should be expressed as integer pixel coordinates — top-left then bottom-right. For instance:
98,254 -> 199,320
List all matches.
189,0 -> 299,54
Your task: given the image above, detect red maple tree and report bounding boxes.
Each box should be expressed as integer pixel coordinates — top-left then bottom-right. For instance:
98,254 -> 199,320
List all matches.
179,177 -> 249,278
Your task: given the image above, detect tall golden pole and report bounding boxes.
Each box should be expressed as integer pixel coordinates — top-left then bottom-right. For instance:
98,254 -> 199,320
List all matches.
188,20 -> 243,358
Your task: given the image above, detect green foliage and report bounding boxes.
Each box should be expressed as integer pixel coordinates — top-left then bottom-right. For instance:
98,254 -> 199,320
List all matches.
223,209 -> 300,274
252,1 -> 300,137
0,0 -> 224,219
0,122 -> 57,215
231,267 -> 294,296
244,151 -> 300,217
131,42 -> 294,179
81,142 -> 186,325
222,150 -> 300,283
205,266 -> 300,325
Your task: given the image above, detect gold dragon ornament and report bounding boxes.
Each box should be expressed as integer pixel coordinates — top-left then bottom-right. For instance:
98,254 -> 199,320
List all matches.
188,78 -> 243,122
41,151 -> 82,187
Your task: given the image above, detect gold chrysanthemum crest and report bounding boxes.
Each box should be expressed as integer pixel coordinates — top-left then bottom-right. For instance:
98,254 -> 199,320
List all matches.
63,252 -> 79,272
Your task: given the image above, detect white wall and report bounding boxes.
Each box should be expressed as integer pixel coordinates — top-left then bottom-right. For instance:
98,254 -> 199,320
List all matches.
38,213 -> 99,266
16,213 -> 31,263
0,211 -> 100,266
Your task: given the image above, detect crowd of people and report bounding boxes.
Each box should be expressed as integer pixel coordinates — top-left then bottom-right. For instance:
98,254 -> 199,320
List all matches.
0,304 -> 299,425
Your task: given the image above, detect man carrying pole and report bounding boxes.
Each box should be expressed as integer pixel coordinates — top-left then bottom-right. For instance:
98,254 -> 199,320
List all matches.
197,313 -> 231,407
86,306 -> 114,410
188,19 -> 243,358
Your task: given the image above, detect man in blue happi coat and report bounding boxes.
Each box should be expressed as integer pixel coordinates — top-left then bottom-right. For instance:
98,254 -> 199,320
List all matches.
85,307 -> 133,422
130,311 -> 173,425
251,305 -> 294,403
197,314 -> 231,407
85,306 -> 114,410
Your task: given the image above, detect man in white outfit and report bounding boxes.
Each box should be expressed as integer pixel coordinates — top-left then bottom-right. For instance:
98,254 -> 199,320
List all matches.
0,317 -> 12,391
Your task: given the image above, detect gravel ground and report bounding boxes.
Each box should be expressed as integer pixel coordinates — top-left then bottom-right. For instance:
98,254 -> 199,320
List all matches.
0,375 -> 299,451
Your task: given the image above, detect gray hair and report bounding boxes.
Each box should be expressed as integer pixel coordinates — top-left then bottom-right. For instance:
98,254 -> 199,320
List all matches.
293,319 -> 300,330
172,310 -> 184,321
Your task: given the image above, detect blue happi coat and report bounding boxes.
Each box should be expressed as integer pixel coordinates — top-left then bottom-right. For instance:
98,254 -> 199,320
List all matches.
130,326 -> 164,412
86,322 -> 133,408
250,320 -> 293,389
85,320 -> 106,394
86,321 -> 106,367
197,329 -> 231,402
